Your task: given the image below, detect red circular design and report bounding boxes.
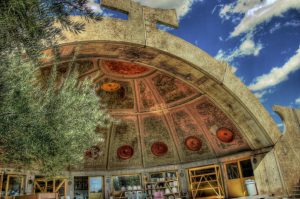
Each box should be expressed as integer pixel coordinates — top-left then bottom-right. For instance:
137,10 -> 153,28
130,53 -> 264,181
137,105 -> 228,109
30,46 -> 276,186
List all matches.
117,145 -> 134,160
151,142 -> 168,156
100,82 -> 121,92
216,127 -> 234,143
104,60 -> 149,75
85,146 -> 100,159
185,136 -> 202,151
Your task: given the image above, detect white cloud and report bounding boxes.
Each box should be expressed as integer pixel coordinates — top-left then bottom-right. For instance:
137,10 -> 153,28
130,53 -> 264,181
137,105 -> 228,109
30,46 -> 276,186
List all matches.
219,0 -> 300,37
254,90 -> 267,99
295,97 -> 300,106
249,46 -> 300,91
87,0 -> 103,13
231,66 -> 237,73
215,34 -> 263,63
87,0 -> 115,17
88,0 -> 202,19
219,0 -> 264,19
269,22 -> 281,34
277,123 -> 284,127
253,89 -> 273,102
269,20 -> 300,34
157,23 -> 173,31
284,20 -> 300,27
239,36 -> 263,56
133,0 -> 203,18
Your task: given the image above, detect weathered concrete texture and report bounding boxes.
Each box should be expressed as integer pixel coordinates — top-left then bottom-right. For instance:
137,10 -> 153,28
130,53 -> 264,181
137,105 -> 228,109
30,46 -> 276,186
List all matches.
273,106 -> 300,195
44,42 -> 276,151
253,150 -> 285,196
51,0 -> 281,151
108,116 -> 143,170
197,78 -> 273,149
222,66 -> 280,144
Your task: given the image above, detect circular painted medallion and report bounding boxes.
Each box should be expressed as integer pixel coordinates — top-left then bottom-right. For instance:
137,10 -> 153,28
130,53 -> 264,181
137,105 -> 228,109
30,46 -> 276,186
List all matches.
104,60 -> 149,75
101,82 -> 121,92
85,146 -> 101,159
151,142 -> 168,156
216,127 -> 234,143
117,145 -> 134,160
185,136 -> 202,151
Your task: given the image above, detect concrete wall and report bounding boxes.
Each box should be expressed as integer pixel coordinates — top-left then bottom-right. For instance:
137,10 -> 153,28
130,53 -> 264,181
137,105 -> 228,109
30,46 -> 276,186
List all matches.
47,0 -> 281,150
0,168 -> 36,195
273,106 -> 300,196
252,106 -> 300,197
253,150 -> 285,196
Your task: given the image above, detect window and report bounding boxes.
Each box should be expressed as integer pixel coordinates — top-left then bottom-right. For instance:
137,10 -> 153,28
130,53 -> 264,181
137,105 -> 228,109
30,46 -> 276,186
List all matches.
89,177 -> 103,193
226,158 -> 254,180
240,159 -> 254,178
112,175 -> 141,191
226,162 -> 240,179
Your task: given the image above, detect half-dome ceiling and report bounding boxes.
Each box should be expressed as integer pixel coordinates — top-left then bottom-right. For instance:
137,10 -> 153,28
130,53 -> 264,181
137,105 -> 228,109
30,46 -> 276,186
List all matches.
42,59 -> 250,170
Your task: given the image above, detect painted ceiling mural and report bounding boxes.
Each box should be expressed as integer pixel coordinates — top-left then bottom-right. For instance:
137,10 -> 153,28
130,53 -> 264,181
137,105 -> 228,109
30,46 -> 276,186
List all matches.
53,59 -> 251,170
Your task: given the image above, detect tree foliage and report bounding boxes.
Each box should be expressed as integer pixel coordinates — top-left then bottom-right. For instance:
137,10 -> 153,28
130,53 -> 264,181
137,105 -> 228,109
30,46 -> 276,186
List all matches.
0,0 -> 101,59
0,1 -> 113,176
0,54 -> 112,175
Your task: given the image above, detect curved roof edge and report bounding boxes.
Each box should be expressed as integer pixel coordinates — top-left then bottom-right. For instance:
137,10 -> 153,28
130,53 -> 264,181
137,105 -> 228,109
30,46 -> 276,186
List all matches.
50,0 -> 280,147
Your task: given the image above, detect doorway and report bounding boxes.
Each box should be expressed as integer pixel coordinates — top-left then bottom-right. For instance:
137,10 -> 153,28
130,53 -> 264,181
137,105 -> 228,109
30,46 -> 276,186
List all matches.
0,174 -> 25,199
74,176 -> 88,199
34,177 -> 67,198
224,158 -> 255,198
88,177 -> 104,199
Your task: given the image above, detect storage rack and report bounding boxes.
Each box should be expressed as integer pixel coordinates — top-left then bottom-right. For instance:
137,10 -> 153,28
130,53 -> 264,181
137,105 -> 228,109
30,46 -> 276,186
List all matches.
144,171 -> 180,199
188,165 -> 224,199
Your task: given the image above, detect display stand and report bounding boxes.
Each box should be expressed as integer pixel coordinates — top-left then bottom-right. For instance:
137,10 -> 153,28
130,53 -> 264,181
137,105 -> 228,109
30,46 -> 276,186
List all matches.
144,171 -> 180,199
112,175 -> 143,199
34,177 -> 67,199
188,165 -> 224,199
114,190 -> 143,199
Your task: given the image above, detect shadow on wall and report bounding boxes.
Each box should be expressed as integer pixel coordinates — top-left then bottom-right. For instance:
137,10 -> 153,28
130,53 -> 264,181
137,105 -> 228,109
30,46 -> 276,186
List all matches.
253,106 -> 300,197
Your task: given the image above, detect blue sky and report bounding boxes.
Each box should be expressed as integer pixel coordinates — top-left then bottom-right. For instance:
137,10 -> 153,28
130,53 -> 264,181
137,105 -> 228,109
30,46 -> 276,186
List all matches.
88,0 -> 300,128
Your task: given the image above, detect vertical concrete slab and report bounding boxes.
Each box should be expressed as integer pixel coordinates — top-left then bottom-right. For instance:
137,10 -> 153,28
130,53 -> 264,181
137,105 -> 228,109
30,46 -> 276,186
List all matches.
272,106 -> 300,195
253,153 -> 270,195
253,150 -> 285,196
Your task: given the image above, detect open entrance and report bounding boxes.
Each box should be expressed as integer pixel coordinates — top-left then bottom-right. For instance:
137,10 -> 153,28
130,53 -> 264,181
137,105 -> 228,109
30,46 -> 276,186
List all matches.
188,165 -> 225,199
74,176 -> 104,199
74,176 -> 88,199
224,158 -> 255,198
0,174 -> 25,199
88,177 -> 104,199
33,177 -> 67,198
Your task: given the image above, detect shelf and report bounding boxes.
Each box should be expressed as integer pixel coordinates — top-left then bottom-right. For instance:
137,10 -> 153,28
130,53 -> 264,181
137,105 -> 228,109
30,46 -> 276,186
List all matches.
192,186 -> 220,191
193,196 -> 224,199
115,190 -> 144,192
144,170 -> 180,199
145,186 -> 178,190
189,165 -> 224,199
164,192 -> 179,195
190,172 -> 217,178
191,180 -> 217,184
145,180 -> 178,184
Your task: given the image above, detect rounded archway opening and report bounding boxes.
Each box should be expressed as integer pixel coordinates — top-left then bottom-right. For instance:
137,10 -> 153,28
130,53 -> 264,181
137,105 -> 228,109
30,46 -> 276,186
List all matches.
41,41 -> 252,171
